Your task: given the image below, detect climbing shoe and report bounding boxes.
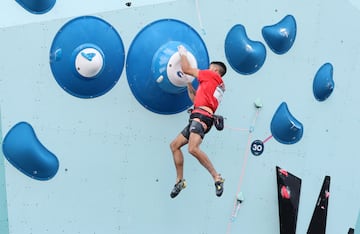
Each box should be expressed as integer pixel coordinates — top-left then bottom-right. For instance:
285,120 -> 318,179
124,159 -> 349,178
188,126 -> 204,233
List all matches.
215,177 -> 225,197
170,179 -> 187,198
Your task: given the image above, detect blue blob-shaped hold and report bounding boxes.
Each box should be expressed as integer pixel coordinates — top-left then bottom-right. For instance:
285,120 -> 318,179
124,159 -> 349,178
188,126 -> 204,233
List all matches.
16,0 -> 56,14
127,19 -> 209,114
49,16 -> 125,98
262,15 -> 297,55
2,122 -> 59,180
313,63 -> 335,101
271,102 -> 303,144
225,24 -> 266,75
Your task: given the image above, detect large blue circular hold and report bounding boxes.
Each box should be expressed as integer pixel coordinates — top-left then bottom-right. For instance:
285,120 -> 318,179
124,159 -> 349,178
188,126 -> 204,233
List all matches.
126,19 -> 209,114
49,16 -> 125,98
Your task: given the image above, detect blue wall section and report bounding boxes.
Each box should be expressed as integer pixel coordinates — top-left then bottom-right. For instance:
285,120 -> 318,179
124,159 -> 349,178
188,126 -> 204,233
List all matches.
0,0 -> 360,234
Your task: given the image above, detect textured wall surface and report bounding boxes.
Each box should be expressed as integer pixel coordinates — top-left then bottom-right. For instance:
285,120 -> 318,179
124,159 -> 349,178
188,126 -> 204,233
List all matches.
0,0 -> 359,233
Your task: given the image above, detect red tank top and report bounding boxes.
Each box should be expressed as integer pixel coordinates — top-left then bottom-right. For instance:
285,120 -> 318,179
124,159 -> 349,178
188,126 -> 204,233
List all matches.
193,70 -> 225,113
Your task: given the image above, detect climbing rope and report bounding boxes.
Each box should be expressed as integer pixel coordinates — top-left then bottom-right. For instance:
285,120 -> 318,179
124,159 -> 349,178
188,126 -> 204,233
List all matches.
194,0 -> 206,35
225,107 -> 261,234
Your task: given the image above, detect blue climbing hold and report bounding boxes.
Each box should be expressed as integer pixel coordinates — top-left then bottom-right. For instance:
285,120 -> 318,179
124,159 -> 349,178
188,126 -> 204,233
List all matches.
225,24 -> 266,75
16,0 -> 56,14
271,102 -> 303,144
2,122 -> 59,180
49,16 -> 125,98
313,63 -> 335,102
126,19 -> 208,114
262,15 -> 297,55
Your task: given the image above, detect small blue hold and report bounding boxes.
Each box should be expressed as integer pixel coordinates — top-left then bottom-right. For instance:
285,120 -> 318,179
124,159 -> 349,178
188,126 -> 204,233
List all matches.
262,15 -> 297,55
225,24 -> 266,75
2,122 -> 59,180
16,0 -> 56,14
270,102 -> 303,145
313,63 -> 335,102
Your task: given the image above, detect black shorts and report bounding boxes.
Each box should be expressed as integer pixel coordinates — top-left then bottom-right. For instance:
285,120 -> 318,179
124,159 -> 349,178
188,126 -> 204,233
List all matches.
181,113 -> 213,139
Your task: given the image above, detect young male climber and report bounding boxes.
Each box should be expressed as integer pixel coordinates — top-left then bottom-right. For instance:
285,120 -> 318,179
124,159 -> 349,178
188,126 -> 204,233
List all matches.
169,45 -> 227,198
